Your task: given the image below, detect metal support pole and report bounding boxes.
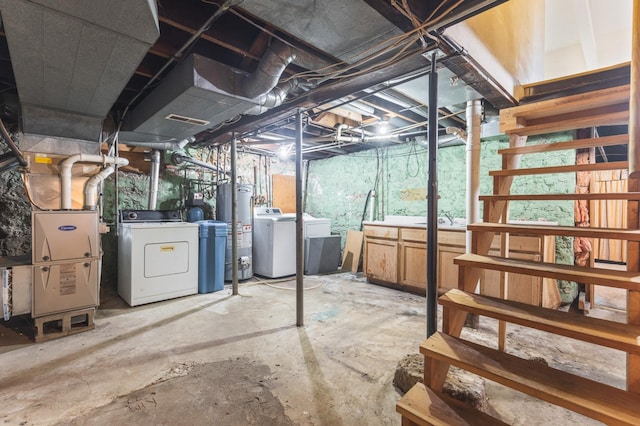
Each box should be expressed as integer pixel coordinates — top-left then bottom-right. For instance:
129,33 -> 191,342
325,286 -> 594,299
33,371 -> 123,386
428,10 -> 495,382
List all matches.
231,137 -> 239,296
426,54 -> 439,338
295,110 -> 304,326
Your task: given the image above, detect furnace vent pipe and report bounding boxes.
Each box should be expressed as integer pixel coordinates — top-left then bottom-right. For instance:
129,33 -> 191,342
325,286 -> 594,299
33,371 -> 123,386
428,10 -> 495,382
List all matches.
59,154 -> 129,210
148,149 -> 161,210
242,40 -> 297,99
84,166 -> 115,211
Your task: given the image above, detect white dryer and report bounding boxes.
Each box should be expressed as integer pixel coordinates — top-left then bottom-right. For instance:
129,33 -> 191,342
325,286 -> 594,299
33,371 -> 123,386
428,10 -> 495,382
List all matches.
253,207 -> 296,278
118,210 -> 198,306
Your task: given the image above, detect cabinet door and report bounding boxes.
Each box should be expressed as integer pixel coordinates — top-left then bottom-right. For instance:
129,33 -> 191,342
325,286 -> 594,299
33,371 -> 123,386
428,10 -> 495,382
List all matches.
481,251 -> 542,305
438,245 -> 465,291
400,242 -> 426,289
365,239 -> 398,283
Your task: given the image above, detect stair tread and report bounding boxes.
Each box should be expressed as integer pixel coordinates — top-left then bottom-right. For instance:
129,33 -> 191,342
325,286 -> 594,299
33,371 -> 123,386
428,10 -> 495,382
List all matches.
500,84 -> 630,135
488,161 -> 627,177
479,192 -> 640,201
396,382 -> 506,426
421,332 -> 640,425
467,222 -> 640,240
453,253 -> 640,290
503,109 -> 629,136
440,289 -> 640,354
498,134 -> 628,155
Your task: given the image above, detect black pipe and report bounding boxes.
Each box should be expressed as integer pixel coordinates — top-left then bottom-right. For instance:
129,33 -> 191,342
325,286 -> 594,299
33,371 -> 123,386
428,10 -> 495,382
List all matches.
295,110 -> 304,327
359,189 -> 375,231
426,54 -> 439,338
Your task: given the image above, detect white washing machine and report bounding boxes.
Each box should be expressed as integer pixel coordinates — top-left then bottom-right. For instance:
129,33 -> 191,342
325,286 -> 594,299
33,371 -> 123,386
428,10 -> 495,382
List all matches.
253,207 -> 296,278
118,210 -> 199,306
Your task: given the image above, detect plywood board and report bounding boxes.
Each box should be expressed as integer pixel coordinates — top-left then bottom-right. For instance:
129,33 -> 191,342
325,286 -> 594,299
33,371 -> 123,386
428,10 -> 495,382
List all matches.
342,230 -> 363,273
271,174 -> 296,213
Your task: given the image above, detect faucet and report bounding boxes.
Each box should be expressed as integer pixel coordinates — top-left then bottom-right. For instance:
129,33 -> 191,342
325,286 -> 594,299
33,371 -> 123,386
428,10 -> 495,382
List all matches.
439,211 -> 454,225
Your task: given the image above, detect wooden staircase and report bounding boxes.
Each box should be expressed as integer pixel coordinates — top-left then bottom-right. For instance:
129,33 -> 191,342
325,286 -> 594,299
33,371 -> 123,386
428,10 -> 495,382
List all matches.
397,84 -> 640,424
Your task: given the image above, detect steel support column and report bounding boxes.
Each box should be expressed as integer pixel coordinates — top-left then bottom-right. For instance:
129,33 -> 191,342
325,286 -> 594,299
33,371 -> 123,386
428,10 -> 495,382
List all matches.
426,54 -> 439,337
231,137 -> 239,296
296,110 -> 304,326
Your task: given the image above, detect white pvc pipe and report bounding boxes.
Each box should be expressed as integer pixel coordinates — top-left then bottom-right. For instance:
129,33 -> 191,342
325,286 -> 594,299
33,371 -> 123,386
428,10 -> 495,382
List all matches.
59,153 -> 129,210
148,149 -> 161,210
465,99 -> 482,252
84,166 -> 115,210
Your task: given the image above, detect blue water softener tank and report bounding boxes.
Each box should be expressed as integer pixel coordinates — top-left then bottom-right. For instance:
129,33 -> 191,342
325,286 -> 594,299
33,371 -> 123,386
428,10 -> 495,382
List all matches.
187,206 -> 204,222
195,220 -> 227,293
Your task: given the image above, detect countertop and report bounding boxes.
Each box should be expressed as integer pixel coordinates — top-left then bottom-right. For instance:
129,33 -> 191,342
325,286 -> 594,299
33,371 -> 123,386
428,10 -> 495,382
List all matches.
361,220 -> 466,230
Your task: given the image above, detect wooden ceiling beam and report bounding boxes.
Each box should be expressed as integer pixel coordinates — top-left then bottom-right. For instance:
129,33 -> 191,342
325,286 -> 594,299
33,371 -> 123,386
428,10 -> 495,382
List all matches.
158,16 -> 260,61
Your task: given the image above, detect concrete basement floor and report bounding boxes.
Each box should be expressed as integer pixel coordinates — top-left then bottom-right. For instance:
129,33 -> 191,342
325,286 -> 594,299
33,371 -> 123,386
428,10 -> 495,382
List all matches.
0,273 -> 628,425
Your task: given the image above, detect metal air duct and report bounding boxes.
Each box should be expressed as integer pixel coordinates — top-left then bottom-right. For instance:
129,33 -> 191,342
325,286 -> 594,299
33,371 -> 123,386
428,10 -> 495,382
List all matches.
0,0 -> 159,142
123,40 -> 298,142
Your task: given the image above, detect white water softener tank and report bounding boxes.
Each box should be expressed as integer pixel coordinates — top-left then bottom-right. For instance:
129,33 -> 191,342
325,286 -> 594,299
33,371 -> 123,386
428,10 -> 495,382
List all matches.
216,183 -> 253,281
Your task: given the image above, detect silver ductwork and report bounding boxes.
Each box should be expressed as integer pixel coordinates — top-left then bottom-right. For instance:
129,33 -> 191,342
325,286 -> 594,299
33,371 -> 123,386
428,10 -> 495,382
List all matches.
0,0 -> 159,142
245,79 -> 300,116
242,40 -> 296,99
124,40 -> 298,142
171,152 -> 230,176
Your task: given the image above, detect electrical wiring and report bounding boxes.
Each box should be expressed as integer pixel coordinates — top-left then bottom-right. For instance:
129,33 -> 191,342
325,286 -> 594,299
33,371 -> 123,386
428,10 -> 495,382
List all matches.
406,140 -> 421,178
233,0 -> 464,87
250,275 -> 326,291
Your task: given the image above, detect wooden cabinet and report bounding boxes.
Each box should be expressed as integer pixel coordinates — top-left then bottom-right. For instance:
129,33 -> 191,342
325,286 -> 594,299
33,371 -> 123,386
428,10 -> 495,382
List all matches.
480,235 -> 557,307
363,226 -> 398,284
399,228 -> 427,292
363,222 -> 558,307
437,229 -> 467,292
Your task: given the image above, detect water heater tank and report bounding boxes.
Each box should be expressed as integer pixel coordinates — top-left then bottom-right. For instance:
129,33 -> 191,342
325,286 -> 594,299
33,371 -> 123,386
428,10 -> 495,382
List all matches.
216,183 -> 253,281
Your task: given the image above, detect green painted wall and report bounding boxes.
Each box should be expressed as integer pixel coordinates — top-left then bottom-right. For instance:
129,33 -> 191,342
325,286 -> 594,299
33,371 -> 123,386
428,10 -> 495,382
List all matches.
99,132 -> 579,302
303,132 -> 578,303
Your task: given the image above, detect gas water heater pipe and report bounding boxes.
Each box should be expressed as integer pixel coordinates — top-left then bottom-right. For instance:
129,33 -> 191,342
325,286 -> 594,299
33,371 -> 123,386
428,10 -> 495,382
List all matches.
59,154 -> 129,210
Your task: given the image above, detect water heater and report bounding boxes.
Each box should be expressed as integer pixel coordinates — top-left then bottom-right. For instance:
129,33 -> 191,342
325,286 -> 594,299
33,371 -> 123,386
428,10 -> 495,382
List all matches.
216,183 -> 253,281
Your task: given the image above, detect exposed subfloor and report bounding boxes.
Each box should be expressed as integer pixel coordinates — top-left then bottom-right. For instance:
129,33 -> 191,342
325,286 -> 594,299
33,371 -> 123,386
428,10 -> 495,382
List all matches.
0,273 -> 627,425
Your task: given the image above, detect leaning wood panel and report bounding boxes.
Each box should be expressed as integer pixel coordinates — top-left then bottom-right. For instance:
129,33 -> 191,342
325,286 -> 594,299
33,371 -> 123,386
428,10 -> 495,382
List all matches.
271,174 -> 296,213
